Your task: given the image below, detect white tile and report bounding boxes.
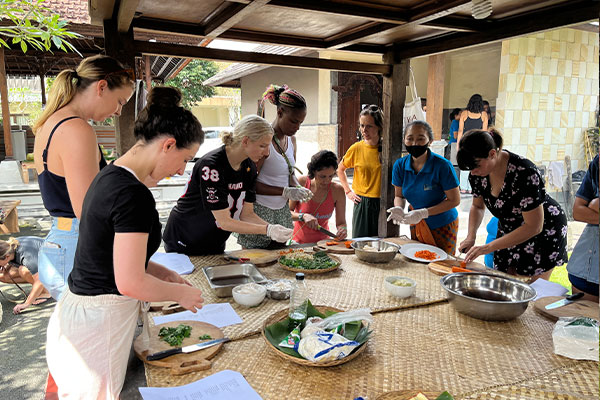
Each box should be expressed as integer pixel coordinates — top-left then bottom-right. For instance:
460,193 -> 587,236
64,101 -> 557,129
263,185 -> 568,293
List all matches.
512,129 -> 521,144
579,62 -> 587,77
522,110 -> 531,127
537,110 -> 546,127
541,76 -> 549,93
517,57 -> 526,74
555,76 -> 564,94
550,59 -> 558,75
504,110 -> 514,128
506,74 -> 516,91
547,94 -> 555,110
570,78 -> 578,94
553,111 -> 561,128
524,75 -> 533,92
514,93 -> 524,109
583,111 -> 591,126
576,95 -> 584,110
568,111 -> 575,128
528,130 -> 536,144
591,96 -> 598,112
544,128 -> 552,145
534,58 -> 542,75
500,56 -> 509,74
565,60 -> 572,76
565,144 -> 573,158
535,145 -> 543,161
532,93 -> 540,109
550,144 -> 558,160
585,80 -> 592,95
558,128 -> 566,144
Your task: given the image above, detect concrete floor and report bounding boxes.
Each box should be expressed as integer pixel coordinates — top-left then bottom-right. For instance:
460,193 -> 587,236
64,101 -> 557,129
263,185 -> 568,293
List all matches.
0,194 -> 586,400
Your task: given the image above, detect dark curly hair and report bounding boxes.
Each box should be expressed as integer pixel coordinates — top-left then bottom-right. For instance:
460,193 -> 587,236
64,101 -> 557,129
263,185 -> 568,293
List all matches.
134,86 -> 204,149
466,94 -> 484,113
307,150 -> 338,179
457,127 -> 504,171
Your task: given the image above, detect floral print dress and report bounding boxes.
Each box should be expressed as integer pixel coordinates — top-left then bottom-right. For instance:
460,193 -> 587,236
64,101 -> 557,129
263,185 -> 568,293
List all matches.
469,151 -> 568,276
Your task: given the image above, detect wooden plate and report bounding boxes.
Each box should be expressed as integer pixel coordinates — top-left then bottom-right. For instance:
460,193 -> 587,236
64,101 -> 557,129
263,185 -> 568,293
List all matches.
225,249 -> 279,266
278,251 -> 341,275
376,391 -> 444,400
315,239 -> 354,254
428,259 -> 487,276
533,296 -> 599,321
148,301 -> 185,314
261,306 -> 368,367
134,320 -> 224,376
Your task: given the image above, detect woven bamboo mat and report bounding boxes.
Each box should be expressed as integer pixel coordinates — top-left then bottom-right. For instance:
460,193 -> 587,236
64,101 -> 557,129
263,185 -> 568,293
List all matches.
144,301 -> 597,399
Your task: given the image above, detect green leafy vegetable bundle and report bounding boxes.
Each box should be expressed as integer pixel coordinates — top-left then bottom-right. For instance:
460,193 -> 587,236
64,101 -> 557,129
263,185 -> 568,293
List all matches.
279,251 -> 339,270
158,324 -> 192,347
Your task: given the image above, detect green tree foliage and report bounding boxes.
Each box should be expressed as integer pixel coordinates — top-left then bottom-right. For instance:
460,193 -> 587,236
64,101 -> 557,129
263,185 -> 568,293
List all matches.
0,0 -> 81,54
166,59 -> 218,109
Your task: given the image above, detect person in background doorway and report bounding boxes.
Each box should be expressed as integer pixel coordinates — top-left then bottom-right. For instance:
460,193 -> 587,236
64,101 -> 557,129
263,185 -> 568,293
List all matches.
337,105 -> 383,238
32,55 -> 135,300
457,94 -> 488,144
46,87 -> 205,399
290,150 -> 347,244
387,121 -> 460,254
483,100 -> 494,126
457,128 -> 567,280
0,236 -> 50,314
448,108 -> 462,166
163,115 -> 292,255
237,84 -> 312,249
567,154 -> 598,302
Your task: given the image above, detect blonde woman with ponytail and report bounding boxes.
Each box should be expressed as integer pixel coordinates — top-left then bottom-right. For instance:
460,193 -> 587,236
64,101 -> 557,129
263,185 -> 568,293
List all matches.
163,114 -> 293,255
33,55 -> 134,300
0,236 -> 49,314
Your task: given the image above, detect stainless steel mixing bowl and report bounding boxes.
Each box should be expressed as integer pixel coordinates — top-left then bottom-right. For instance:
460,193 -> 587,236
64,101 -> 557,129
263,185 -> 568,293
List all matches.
351,240 -> 400,263
440,273 -> 536,321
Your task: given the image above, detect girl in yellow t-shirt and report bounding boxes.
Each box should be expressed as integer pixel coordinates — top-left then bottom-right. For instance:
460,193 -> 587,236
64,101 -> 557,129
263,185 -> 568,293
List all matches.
337,105 -> 383,237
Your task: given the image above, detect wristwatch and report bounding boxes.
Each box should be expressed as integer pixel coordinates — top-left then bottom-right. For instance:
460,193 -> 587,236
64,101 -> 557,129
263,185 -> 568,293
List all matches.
299,212 -> 305,222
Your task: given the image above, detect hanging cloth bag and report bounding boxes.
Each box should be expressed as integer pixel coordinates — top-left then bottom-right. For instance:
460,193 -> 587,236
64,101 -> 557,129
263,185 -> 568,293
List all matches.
403,67 -> 426,129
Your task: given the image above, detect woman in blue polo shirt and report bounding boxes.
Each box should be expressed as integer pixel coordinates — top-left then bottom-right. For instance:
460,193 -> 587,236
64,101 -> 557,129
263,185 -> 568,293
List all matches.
388,120 -> 461,254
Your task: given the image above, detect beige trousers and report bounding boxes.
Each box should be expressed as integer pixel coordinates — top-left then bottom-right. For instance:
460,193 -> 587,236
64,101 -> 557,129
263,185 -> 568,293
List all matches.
46,289 -> 140,399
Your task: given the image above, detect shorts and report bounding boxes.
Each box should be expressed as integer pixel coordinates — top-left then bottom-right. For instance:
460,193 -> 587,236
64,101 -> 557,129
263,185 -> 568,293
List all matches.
237,203 -> 292,249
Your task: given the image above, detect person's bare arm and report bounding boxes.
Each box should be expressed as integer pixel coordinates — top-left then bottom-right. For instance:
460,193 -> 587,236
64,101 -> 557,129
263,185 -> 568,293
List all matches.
332,183 -> 347,239
457,111 -> 466,143
425,187 -> 460,217
337,161 -> 360,203
393,186 -> 406,208
573,197 -> 599,224
212,207 -> 269,235
458,196 -> 486,254
482,112 -> 489,131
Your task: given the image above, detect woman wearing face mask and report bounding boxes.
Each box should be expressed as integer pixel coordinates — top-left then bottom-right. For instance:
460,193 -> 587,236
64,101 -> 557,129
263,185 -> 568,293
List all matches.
163,115 -> 292,255
237,84 -> 311,249
289,150 -> 347,244
387,121 -> 460,254
337,105 -> 383,238
32,55 -> 135,300
457,128 -> 567,279
46,87 -> 205,398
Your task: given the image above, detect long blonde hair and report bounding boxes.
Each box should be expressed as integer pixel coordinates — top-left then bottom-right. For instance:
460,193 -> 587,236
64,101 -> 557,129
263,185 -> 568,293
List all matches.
33,55 -> 135,134
0,237 -> 19,259
222,115 -> 273,146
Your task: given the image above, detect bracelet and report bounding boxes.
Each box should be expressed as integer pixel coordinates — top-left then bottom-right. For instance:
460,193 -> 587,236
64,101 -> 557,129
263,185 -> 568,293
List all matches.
299,212 -> 304,222
345,189 -> 352,194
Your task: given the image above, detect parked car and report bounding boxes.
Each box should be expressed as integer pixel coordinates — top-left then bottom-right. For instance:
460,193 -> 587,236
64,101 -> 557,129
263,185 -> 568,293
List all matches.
193,126 -> 232,160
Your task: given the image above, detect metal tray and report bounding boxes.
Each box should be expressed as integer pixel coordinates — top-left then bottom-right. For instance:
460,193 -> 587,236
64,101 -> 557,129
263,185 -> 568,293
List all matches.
202,263 -> 268,297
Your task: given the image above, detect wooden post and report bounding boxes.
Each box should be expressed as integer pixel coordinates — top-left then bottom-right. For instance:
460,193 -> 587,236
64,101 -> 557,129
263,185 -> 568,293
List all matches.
426,54 -> 445,140
379,55 -> 409,238
103,19 -> 137,155
144,55 -> 152,91
0,47 -> 12,158
39,73 -> 46,106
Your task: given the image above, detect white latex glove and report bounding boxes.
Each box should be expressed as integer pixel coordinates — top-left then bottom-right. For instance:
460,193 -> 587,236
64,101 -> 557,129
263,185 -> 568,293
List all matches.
282,186 -> 313,202
386,206 -> 405,225
400,208 -> 429,225
267,224 -> 293,243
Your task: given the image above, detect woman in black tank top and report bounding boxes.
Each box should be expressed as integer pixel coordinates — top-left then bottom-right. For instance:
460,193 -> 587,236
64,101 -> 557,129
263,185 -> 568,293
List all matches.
33,55 -> 135,300
457,93 -> 489,144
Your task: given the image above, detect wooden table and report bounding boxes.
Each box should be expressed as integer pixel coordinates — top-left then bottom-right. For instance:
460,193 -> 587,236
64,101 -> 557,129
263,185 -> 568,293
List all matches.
143,249 -> 599,399
0,200 -> 21,234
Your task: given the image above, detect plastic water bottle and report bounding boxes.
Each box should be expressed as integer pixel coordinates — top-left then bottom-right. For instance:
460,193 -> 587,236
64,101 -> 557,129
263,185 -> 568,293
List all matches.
288,273 -> 308,329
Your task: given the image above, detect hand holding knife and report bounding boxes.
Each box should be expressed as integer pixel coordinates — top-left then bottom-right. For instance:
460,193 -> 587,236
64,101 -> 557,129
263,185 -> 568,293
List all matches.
146,337 -> 230,361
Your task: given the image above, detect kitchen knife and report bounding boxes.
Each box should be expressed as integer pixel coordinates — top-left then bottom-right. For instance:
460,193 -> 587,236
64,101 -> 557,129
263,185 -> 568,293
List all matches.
318,226 -> 338,239
224,255 -> 250,263
146,337 -> 230,361
544,292 -> 584,310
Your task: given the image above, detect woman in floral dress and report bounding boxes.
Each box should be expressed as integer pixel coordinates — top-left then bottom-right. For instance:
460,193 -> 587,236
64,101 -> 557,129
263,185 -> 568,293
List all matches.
457,128 -> 567,279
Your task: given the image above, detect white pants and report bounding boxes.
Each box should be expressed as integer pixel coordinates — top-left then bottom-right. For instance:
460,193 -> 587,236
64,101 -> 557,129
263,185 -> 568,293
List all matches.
450,142 -> 457,165
46,289 -> 140,399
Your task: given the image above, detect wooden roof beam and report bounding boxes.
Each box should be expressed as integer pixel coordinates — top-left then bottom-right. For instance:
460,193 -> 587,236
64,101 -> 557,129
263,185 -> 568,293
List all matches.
390,0 -> 599,60
216,28 -> 328,49
89,0 -> 117,25
117,0 -> 141,33
328,0 -> 471,50
134,40 -> 391,75
199,0 -> 270,46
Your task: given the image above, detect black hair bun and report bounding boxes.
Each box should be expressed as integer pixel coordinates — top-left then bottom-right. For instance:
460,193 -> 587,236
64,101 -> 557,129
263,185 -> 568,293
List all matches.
147,86 -> 182,108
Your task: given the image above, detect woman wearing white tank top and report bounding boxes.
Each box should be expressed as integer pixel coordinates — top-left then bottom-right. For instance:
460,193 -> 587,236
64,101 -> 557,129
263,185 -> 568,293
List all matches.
238,84 -> 313,249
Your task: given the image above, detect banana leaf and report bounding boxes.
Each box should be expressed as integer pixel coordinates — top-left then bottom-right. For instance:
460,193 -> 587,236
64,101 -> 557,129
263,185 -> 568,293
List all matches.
264,300 -> 370,359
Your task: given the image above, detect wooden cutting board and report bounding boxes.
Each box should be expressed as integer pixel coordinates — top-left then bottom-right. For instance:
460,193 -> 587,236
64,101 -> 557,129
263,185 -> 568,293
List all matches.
314,239 -> 354,254
533,296 -> 600,321
428,259 -> 487,276
149,301 -> 185,314
224,249 -> 279,266
134,320 -> 225,375
376,390 -> 443,400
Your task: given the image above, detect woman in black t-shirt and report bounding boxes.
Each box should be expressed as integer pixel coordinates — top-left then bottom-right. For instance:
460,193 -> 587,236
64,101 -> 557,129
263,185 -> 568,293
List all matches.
46,87 -> 205,399
163,115 -> 293,255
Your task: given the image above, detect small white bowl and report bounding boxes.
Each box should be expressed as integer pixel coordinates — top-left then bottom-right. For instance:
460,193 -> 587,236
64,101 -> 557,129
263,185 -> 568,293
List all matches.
384,276 -> 416,298
232,283 -> 266,307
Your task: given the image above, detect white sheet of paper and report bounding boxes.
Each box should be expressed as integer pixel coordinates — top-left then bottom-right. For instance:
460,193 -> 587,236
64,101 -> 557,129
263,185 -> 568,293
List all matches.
351,237 -> 379,241
139,370 -> 262,400
530,278 -> 568,300
150,252 -> 195,275
153,303 -> 243,327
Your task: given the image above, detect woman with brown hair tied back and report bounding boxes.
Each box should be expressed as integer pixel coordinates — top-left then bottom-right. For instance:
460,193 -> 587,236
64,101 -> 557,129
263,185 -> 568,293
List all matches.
163,114 -> 293,255
33,55 -> 135,300
237,84 -> 310,249
457,128 -> 567,279
46,86 -> 205,399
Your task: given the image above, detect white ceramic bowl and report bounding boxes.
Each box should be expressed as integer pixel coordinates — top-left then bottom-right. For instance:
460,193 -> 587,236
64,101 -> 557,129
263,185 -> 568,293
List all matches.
384,276 -> 416,298
232,282 -> 266,307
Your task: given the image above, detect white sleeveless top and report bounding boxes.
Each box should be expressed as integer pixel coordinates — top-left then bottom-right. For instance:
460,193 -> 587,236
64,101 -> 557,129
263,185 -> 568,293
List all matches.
256,136 -> 295,209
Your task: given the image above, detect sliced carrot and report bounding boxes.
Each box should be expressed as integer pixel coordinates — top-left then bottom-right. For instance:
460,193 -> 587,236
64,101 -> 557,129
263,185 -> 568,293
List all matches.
326,241 -> 339,246
460,261 -> 467,269
452,266 -> 473,273
344,240 -> 353,248
414,250 -> 438,260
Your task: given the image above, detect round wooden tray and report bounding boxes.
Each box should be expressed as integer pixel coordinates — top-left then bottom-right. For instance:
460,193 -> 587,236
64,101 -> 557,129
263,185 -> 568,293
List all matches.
278,251 -> 341,275
261,305 -> 368,368
376,391 -> 443,400
225,249 -> 279,266
314,239 -> 355,254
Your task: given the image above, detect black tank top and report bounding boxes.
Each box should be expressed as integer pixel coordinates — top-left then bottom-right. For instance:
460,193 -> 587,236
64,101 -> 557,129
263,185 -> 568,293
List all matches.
463,115 -> 483,132
38,116 -> 107,218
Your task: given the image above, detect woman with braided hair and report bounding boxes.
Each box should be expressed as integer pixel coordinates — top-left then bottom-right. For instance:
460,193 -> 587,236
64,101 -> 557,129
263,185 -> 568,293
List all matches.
238,84 -> 312,249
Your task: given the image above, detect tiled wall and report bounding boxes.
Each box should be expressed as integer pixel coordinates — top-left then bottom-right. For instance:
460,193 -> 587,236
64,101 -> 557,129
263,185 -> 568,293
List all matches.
496,28 -> 599,172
